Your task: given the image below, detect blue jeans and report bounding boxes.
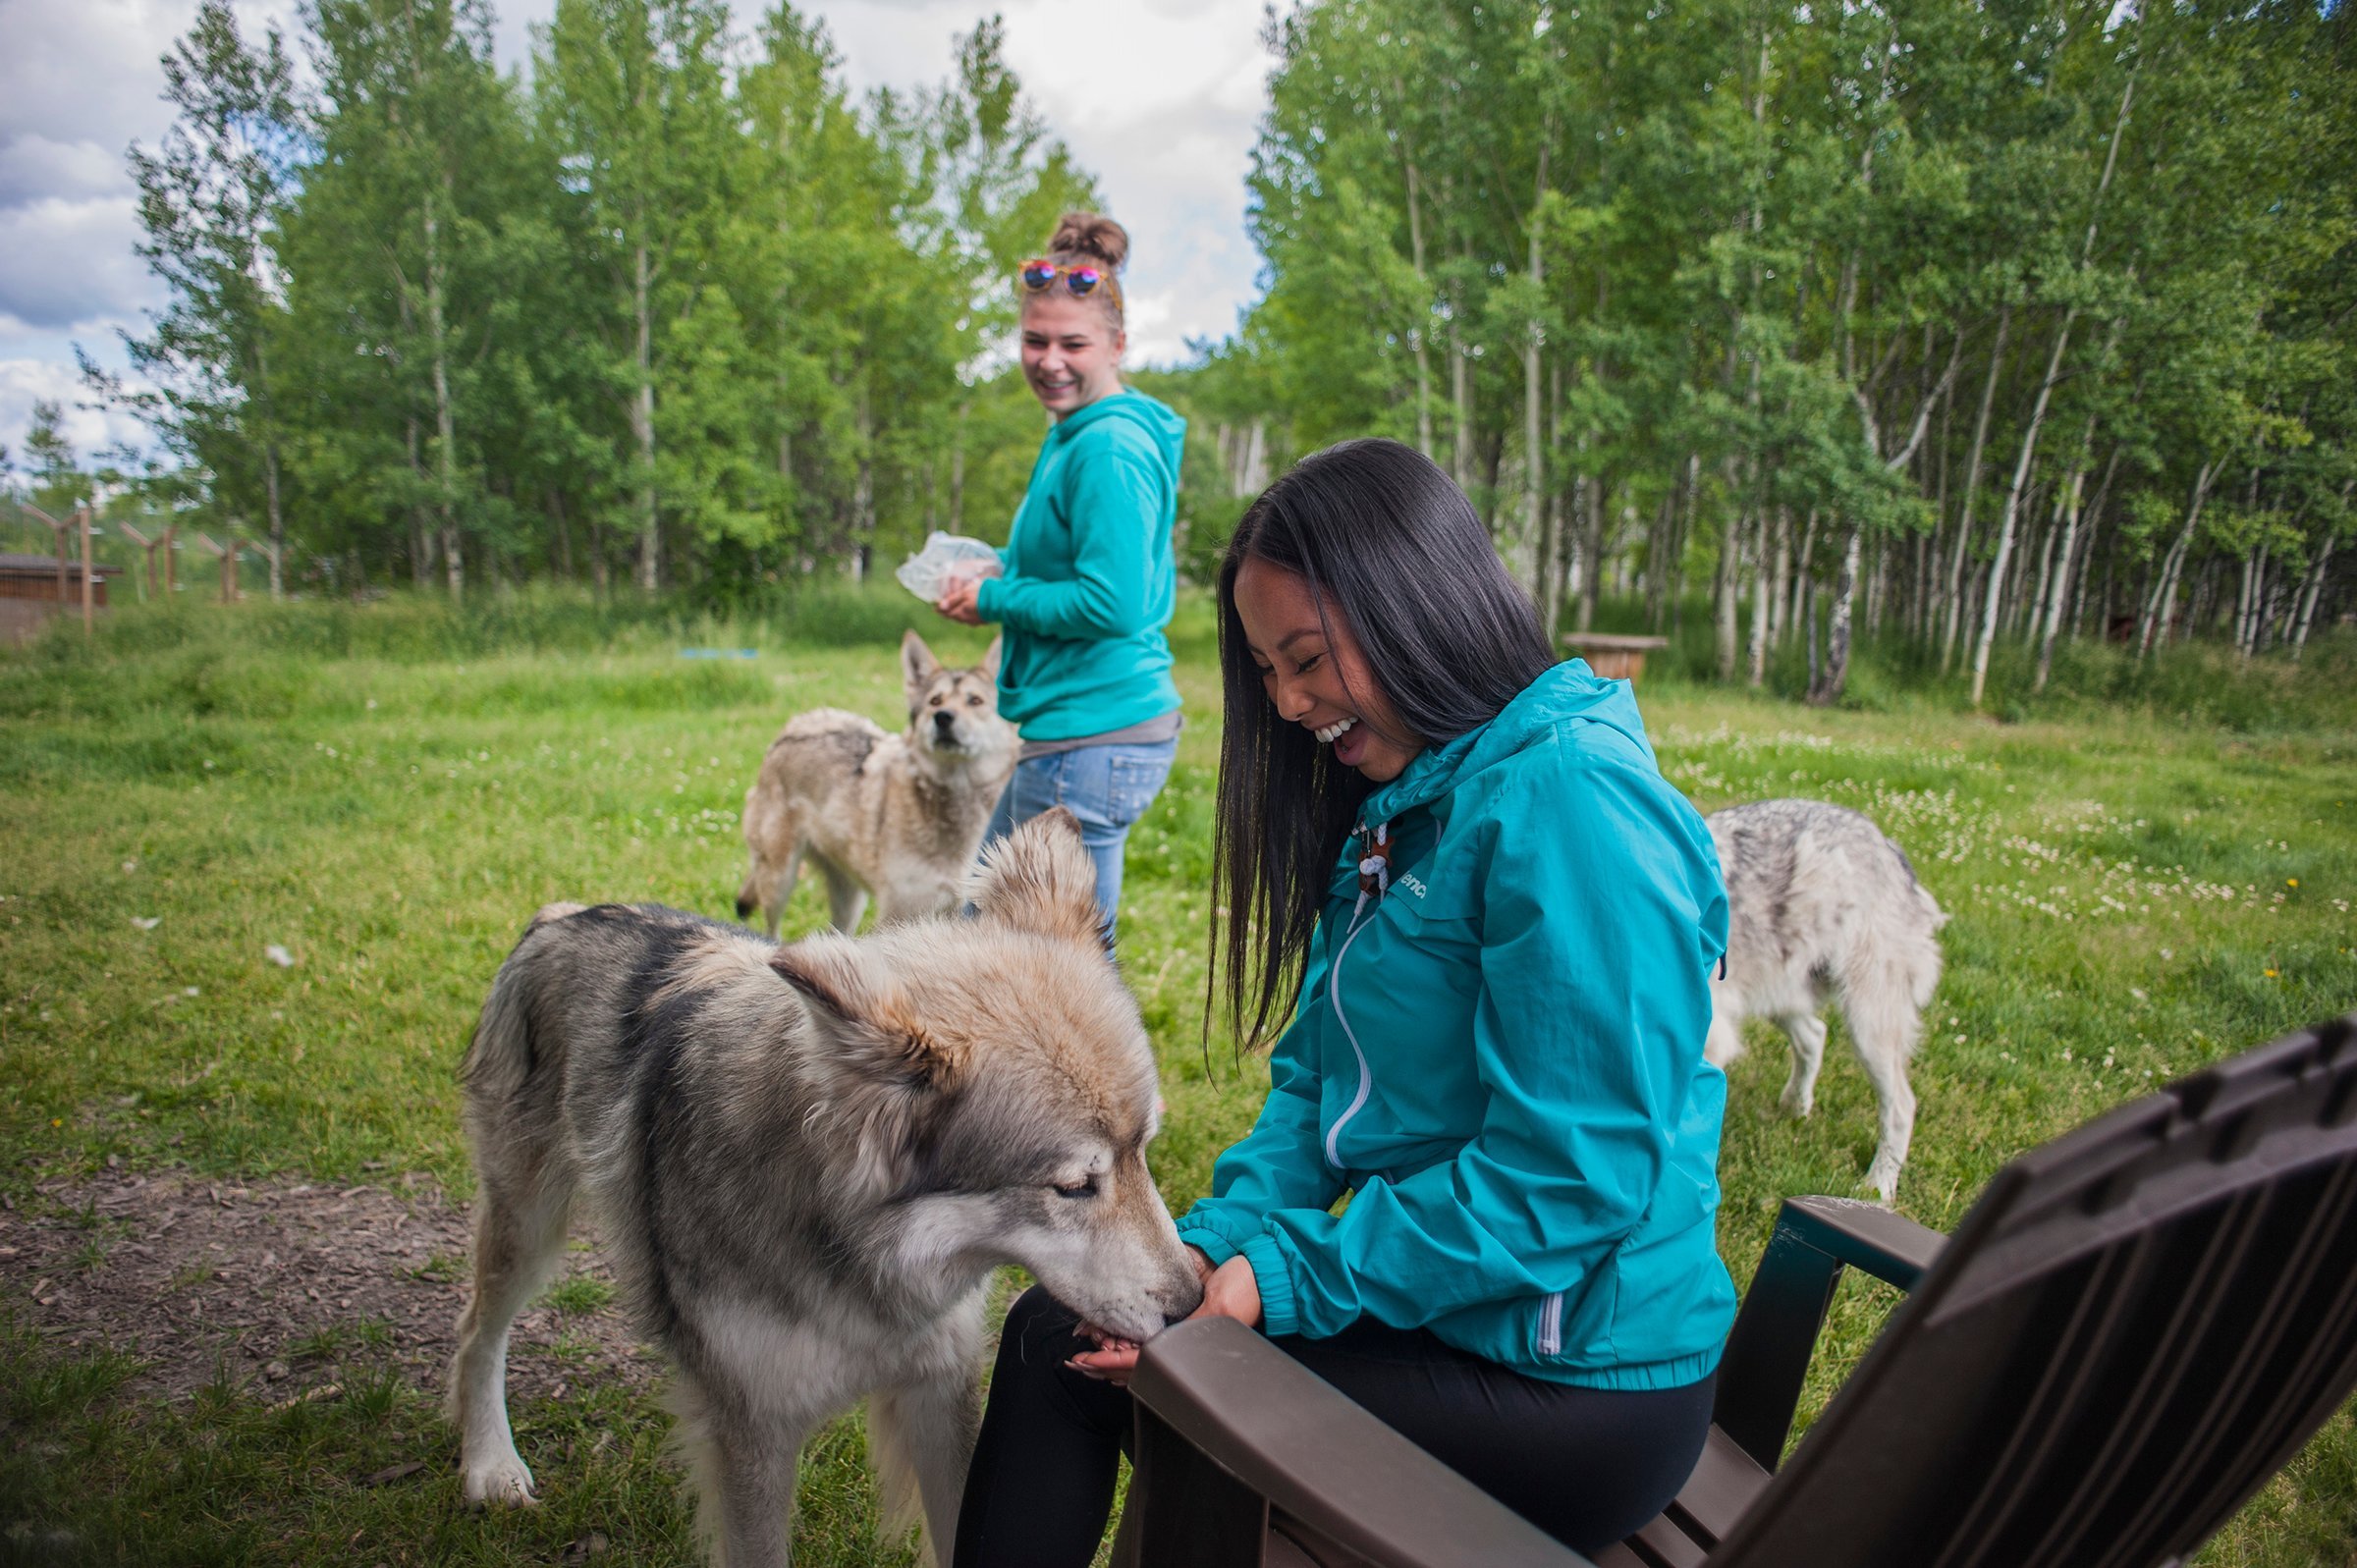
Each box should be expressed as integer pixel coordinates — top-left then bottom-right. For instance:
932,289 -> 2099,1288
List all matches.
980,738 -> 1177,947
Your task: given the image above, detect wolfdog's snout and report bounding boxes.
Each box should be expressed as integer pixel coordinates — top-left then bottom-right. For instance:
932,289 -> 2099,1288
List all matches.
1161,1262 -> 1206,1325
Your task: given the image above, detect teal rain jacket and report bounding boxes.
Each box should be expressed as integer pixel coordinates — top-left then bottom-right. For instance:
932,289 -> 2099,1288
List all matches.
975,389 -> 1185,740
1175,662 -> 1735,1389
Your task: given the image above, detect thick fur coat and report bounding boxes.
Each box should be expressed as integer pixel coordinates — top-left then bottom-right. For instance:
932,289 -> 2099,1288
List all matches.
737,629 -> 1016,936
1704,798 -> 1947,1201
449,812 -> 1203,1565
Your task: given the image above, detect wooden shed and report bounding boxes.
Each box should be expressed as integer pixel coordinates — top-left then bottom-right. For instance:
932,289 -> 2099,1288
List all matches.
1,553 -> 122,642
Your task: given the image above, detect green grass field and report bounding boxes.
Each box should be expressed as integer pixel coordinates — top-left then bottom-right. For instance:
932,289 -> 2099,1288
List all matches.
2,589 -> 2353,1565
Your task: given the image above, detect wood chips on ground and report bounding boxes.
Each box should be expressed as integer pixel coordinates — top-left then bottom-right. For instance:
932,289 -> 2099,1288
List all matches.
0,1168 -> 656,1405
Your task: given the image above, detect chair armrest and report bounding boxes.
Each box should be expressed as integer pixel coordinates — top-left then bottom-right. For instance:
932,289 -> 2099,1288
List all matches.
1776,1195 -> 1946,1289
1126,1316 -> 1593,1568
1712,1197 -> 1948,1473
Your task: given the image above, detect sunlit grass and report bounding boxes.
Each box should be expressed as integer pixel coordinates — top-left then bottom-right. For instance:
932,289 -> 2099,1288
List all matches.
1,588 -> 2351,1564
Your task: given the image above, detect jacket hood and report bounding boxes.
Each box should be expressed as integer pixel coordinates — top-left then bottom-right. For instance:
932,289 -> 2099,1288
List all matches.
1355,660 -> 1655,829
1049,388 -> 1187,473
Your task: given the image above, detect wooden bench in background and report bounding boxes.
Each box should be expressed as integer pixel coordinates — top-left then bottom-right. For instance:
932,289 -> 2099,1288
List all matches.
1562,632 -> 1670,682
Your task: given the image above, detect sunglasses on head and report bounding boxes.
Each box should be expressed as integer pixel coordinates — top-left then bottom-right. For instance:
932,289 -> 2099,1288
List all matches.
1019,259 -> 1111,297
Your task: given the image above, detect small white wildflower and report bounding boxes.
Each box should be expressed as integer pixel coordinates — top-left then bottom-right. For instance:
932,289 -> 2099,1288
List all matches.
183,986 -> 199,998
265,945 -> 295,968
121,860 -> 137,874
132,916 -> 160,931
2061,1049 -> 2073,1062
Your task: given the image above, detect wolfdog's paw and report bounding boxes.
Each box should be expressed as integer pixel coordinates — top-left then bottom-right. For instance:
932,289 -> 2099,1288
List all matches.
1779,1083 -> 1816,1117
460,1453 -> 539,1509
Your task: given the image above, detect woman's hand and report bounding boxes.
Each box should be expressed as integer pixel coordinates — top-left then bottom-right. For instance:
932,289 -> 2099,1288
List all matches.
1187,1255 -> 1263,1330
934,574 -> 985,625
1066,1321 -> 1142,1384
1064,1246 -> 1235,1386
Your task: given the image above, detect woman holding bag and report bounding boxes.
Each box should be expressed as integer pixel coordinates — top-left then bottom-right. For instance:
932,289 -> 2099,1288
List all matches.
954,439 -> 1735,1564
935,212 -> 1185,946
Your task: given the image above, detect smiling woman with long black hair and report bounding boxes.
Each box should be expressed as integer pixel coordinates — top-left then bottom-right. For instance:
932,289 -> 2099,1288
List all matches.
954,438 -> 1737,1564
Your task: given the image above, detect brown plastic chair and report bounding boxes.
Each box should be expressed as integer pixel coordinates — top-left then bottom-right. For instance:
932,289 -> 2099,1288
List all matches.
1116,1012 -> 2357,1568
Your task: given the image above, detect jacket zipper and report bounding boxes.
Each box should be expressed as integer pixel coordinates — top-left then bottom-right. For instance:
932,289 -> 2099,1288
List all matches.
1322,899 -> 1377,1169
1538,1290 -> 1563,1357
1323,823 -> 1390,1170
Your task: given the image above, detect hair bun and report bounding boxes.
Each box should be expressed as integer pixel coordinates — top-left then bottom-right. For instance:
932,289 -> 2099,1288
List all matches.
1048,212 -> 1128,272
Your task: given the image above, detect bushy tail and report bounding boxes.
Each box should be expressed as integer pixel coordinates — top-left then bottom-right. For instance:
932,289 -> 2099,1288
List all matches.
458,904 -> 582,1099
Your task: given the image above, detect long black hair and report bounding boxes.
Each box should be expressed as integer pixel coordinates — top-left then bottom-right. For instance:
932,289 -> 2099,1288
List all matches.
1211,438 -> 1558,1050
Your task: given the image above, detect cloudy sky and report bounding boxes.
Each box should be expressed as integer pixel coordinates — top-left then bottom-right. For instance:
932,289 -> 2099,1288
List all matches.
0,0 -> 1277,469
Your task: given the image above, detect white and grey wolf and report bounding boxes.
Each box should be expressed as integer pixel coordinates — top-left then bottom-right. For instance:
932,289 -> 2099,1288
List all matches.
1703,798 -> 1947,1202
448,811 -> 1203,1565
736,628 -> 1016,936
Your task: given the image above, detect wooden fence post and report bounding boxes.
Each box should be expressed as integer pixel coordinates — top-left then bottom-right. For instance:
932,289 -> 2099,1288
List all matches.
22,502 -> 72,601
120,523 -> 157,602
247,537 -> 281,599
195,532 -> 240,604
79,507 -> 93,635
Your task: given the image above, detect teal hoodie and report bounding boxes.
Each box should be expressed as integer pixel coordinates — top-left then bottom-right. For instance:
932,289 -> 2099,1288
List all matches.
1175,661 -> 1735,1389
975,389 -> 1185,741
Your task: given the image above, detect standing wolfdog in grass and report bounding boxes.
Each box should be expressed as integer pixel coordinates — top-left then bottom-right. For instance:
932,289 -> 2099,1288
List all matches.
736,628 -> 1016,936
449,811 -> 1203,1565
1703,798 -> 1947,1202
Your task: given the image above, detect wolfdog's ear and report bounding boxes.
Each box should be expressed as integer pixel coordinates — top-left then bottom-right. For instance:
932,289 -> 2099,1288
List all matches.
978,632 -> 1003,682
771,935 -> 959,1093
901,628 -> 942,698
966,807 -> 1103,948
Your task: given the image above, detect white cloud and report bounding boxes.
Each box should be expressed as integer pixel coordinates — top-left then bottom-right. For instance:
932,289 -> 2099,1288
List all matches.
0,134 -> 127,206
0,195 -> 166,332
0,357 -> 150,467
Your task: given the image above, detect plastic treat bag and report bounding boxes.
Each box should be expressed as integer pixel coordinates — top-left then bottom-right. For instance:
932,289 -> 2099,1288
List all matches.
896,532 -> 1003,601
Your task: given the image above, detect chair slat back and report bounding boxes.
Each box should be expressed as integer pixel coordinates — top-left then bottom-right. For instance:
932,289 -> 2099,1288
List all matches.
1712,1014 -> 2357,1568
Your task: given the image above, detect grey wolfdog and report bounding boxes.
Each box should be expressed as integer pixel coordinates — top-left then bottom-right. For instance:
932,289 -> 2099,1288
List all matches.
449,811 -> 1203,1565
736,628 -> 1016,937
1704,799 -> 1948,1201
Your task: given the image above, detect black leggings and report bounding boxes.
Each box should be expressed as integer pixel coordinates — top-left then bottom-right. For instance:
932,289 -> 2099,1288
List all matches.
955,1285 -> 1715,1567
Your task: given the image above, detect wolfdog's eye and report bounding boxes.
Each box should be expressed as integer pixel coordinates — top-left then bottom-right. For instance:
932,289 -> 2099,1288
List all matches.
967,695 -> 984,707
1052,1176 -> 1099,1200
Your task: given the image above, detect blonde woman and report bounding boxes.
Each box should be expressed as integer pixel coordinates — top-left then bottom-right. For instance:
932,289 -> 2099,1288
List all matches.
936,213 -> 1184,946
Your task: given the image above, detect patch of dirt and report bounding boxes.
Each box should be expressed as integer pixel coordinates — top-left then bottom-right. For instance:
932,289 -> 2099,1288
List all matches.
0,1169 -> 656,1404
